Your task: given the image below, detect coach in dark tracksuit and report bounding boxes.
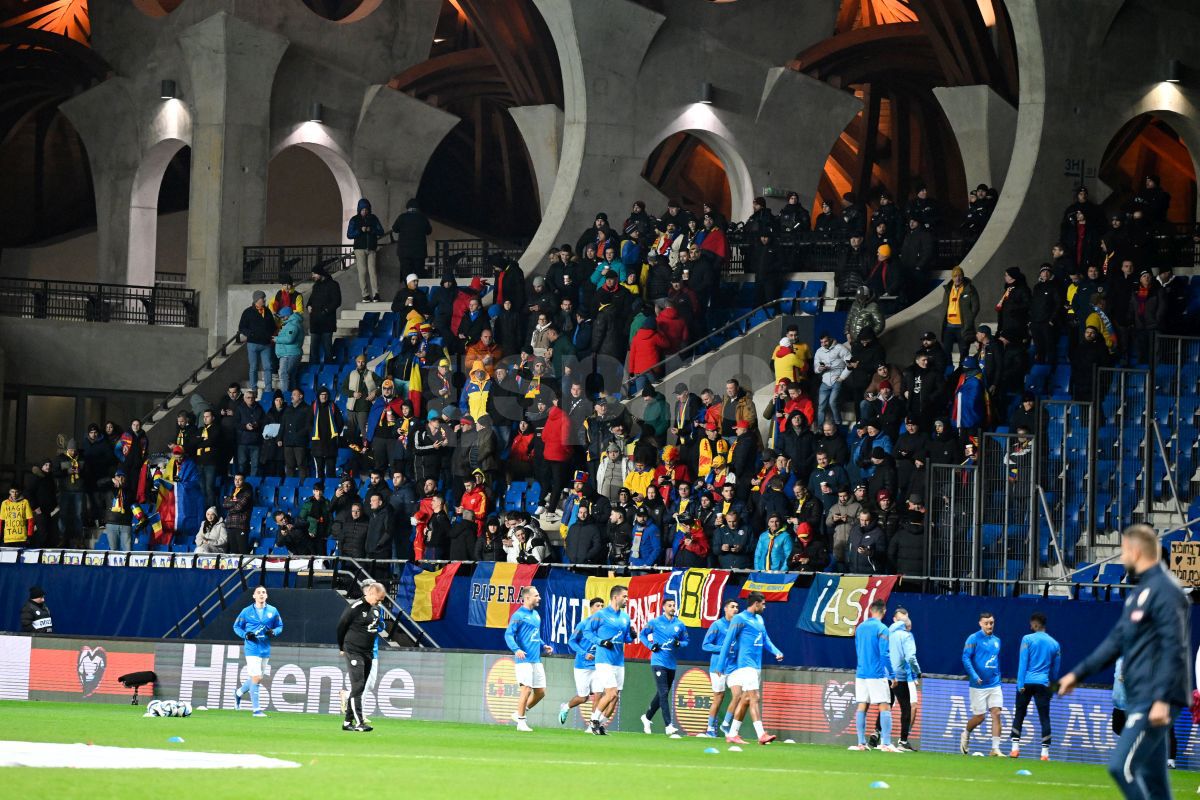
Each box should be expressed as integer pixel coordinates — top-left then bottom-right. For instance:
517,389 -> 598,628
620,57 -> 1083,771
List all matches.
1058,524 -> 1189,800
337,582 -> 386,732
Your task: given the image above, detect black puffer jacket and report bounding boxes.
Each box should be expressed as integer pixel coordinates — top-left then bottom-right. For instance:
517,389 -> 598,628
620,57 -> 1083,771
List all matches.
887,515 -> 925,575
334,516 -> 369,558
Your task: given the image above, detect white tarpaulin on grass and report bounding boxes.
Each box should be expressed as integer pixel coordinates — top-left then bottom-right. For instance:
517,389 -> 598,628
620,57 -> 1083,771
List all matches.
0,740 -> 300,769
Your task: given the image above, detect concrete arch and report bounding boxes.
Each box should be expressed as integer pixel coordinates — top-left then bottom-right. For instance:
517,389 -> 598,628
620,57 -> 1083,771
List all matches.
129,137 -> 189,286
296,0 -> 384,24
1113,99 -> 1200,219
645,113 -> 756,223
272,128 -> 362,241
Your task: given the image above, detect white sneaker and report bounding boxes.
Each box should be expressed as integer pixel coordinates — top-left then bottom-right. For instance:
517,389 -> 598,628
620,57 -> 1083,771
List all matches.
878,744 -> 902,753
533,506 -> 546,517
640,714 -> 653,734
516,719 -> 534,733
665,724 -> 679,737
960,731 -> 969,755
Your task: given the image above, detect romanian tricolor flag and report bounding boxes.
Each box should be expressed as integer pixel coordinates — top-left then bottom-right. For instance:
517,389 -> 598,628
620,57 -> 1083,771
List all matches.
131,504 -> 164,547
396,561 -> 461,622
407,359 -> 423,418
467,562 -> 538,627
796,573 -> 899,637
739,571 -> 800,602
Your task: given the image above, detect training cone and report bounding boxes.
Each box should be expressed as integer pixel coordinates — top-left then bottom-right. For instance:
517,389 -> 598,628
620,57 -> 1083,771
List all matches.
167,736 -> 184,743
869,781 -> 890,790
1015,769 -> 1032,776
728,746 -> 743,752
703,747 -> 719,754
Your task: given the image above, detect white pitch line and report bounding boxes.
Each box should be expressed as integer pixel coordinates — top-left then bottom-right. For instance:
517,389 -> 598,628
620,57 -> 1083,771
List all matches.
255,748 -> 1115,789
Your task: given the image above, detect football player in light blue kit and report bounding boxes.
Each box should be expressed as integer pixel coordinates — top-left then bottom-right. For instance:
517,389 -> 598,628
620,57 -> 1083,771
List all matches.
961,611 -> 1004,756
560,597 -> 605,725
701,599 -> 741,737
504,585 -> 554,732
1010,611 -> 1061,760
233,585 -> 283,717
718,591 -> 783,745
581,584 -> 637,735
849,599 -> 899,752
638,597 -> 690,736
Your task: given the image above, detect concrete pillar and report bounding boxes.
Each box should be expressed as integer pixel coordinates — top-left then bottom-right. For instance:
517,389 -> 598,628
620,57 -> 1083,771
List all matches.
351,85 -> 460,226
933,85 -> 1018,191
59,79 -> 143,286
508,105 -> 565,215
525,0 -> 669,273
178,12 -> 289,346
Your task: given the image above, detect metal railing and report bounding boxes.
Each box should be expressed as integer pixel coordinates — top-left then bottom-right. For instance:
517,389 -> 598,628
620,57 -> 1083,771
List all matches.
433,238 -> 528,277
620,293 -> 842,396
724,229 -> 974,276
241,245 -> 355,284
1152,335 -> 1200,509
0,277 -> 199,327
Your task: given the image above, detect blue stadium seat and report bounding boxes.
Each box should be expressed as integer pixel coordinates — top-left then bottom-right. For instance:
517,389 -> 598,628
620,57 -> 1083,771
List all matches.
133,532 -> 150,551
798,281 -> 826,315
94,533 -> 111,550
358,312 -> 380,336
524,481 -> 542,513
504,483 -> 526,512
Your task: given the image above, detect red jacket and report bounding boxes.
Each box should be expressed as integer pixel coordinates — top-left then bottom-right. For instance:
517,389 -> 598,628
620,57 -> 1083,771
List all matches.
542,406 -> 572,462
656,306 -> 688,353
627,327 -> 667,376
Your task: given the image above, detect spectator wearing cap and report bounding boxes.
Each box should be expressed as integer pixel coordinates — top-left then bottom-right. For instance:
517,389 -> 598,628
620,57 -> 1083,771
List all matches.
902,350 -> 943,430
867,448 -> 898,504
789,521 -> 827,570
1156,265 -> 1189,335
972,324 -> 1001,396
1071,325 -> 1112,402
778,409 -> 816,482
306,264 -> 341,365
995,267 -> 1031,337
459,361 -> 493,423
413,409 -> 448,487
754,513 -> 792,571
865,243 -> 900,306
235,291 -> 273,398
773,337 -> 805,387
391,198 -> 432,280
950,358 -> 989,432
1029,264 -> 1062,364
342,354 -> 379,440
628,505 -> 662,567
746,228 -> 783,309
860,380 -> 905,441
729,419 -> 760,502
671,514 -> 710,569
825,486 -> 861,565
577,212 -> 617,263
899,216 -> 935,281
1064,263 -> 1094,350
274,304 -> 304,396
101,469 -> 134,551
940,266 -> 979,366
892,417 -> 928,502
20,586 -> 52,633
1133,173 -> 1171,224
310,387 -> 343,479
694,420 -> 729,480
268,273 -> 305,322
391,273 -> 431,319
1128,269 -> 1165,364
259,392 -> 287,478
348,198 -> 385,301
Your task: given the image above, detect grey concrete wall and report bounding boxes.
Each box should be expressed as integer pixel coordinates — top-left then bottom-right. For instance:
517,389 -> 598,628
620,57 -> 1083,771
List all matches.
0,318 -> 207,393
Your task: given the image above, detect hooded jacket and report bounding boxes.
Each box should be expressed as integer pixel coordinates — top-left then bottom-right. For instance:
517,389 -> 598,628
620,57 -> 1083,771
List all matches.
627,320 -> 668,377
347,199 -> 385,250
941,276 -> 980,337
274,311 -> 304,358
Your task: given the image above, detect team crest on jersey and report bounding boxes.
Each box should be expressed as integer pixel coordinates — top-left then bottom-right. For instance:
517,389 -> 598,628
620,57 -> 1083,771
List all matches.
77,646 -> 107,697
822,680 -> 855,732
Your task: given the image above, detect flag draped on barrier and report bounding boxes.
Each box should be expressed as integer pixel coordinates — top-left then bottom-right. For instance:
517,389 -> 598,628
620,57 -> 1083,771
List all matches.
796,574 -> 899,636
396,561 -> 462,622
739,571 -> 800,602
467,562 -> 538,627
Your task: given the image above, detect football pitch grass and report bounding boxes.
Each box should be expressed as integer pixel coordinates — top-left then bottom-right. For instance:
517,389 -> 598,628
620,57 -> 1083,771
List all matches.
1,701 -> 1195,798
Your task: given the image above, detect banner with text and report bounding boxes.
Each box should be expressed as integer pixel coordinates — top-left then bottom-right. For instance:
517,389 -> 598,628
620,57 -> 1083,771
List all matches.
796,574 -> 899,636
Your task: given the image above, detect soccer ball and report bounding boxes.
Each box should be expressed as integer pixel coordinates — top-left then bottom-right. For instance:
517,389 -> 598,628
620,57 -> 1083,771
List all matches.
144,699 -> 193,718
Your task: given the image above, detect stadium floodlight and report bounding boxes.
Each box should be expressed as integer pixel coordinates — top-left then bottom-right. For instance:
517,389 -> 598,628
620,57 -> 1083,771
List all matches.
160,80 -> 177,100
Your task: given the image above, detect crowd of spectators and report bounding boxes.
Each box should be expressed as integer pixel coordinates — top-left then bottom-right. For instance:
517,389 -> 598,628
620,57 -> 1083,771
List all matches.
2,174 -> 1192,580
